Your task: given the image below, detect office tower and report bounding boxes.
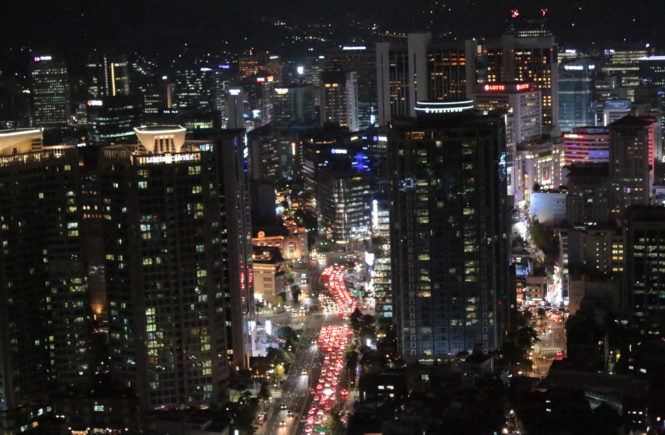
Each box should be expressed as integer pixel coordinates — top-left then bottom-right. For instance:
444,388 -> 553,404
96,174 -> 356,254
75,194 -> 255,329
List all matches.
0,69 -> 32,129
601,47 -> 649,102
466,30 -> 559,130
318,173 -> 372,247
624,206 -> 665,319
473,82 -> 541,196
320,71 -> 359,131
376,34 -> 467,124
0,129 -> 91,427
99,126 -> 253,409
86,96 -> 143,145
389,101 -> 510,359
238,53 -> 266,79
638,56 -> 665,89
602,100 -> 631,126
86,53 -> 131,99
558,61 -> 595,132
565,164 -> 611,226
370,196 -> 393,320
376,39 -> 409,124
562,127 -> 609,166
271,87 -> 295,122
31,55 -> 71,128
225,86 -> 246,129
473,83 -> 542,145
174,68 -> 214,111
326,45 -> 378,128
514,138 -> 564,202
609,116 -> 653,216
473,83 -> 543,196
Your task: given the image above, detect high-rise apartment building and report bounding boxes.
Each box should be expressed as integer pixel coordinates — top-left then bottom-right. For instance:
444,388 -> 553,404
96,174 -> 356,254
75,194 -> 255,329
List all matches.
320,71 -> 359,131
99,126 -> 253,409
389,101 -> 510,360
0,129 -> 92,429
31,55 -> 71,128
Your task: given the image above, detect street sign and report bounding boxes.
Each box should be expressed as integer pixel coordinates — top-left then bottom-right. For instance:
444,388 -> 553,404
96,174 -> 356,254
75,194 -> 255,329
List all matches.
316,427 -> 329,433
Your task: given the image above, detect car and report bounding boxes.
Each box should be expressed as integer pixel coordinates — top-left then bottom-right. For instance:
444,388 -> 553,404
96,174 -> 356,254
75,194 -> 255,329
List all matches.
280,403 -> 288,410
279,420 -> 286,427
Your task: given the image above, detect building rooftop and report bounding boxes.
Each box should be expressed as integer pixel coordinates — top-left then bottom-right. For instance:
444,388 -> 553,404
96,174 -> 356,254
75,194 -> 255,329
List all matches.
566,163 -> 609,178
133,125 -> 186,153
0,128 -> 43,155
609,115 -> 652,128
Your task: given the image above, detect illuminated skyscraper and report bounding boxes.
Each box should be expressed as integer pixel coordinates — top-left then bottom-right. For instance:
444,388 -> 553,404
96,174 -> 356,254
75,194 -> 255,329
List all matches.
0,129 -> 92,428
466,29 -> 559,130
320,71 -> 359,131
389,102 -> 510,359
558,61 -> 595,132
86,53 -> 131,99
174,68 -> 214,110
624,206 -> 665,320
609,116 -> 653,216
99,126 -> 253,409
376,34 -> 468,125
473,82 -> 541,197
30,55 -> 71,128
326,46 -> 378,128
86,95 -> 143,145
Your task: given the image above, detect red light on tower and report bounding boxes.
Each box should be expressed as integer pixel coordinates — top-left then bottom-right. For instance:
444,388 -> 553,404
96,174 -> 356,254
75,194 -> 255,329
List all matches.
541,8 -> 549,17
511,9 -> 520,18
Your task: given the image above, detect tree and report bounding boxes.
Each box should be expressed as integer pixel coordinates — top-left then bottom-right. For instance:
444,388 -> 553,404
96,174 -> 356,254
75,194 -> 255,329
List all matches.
291,285 -> 301,303
349,309 -> 363,333
324,403 -> 345,435
527,219 -> 557,253
274,326 -> 299,350
270,363 -> 286,385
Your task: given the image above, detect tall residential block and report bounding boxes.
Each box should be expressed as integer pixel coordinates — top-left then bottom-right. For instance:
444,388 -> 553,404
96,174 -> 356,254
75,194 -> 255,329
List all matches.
389,101 -> 510,360
0,129 -> 92,429
99,126 -> 253,410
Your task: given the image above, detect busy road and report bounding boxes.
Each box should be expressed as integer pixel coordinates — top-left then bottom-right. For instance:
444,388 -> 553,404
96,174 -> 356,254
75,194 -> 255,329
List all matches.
259,264 -> 358,435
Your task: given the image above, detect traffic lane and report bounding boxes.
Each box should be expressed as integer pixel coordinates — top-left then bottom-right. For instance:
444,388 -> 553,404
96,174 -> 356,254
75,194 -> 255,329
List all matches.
262,314 -> 325,434
260,315 -> 322,434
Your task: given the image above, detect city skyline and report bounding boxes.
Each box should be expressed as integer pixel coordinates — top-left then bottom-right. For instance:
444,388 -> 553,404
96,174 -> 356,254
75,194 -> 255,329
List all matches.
2,3 -> 665,434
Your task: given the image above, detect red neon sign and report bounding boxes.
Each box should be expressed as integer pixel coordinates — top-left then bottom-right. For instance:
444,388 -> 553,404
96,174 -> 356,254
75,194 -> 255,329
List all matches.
515,83 -> 531,91
484,84 -> 506,92
511,9 -> 520,18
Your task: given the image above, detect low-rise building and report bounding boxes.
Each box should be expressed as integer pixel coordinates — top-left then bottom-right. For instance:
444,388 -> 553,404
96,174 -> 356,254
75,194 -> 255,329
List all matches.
252,246 -> 285,306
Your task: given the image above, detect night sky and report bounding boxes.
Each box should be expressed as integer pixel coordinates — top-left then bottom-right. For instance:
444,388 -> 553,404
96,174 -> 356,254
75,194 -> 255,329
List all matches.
1,0 -> 664,55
